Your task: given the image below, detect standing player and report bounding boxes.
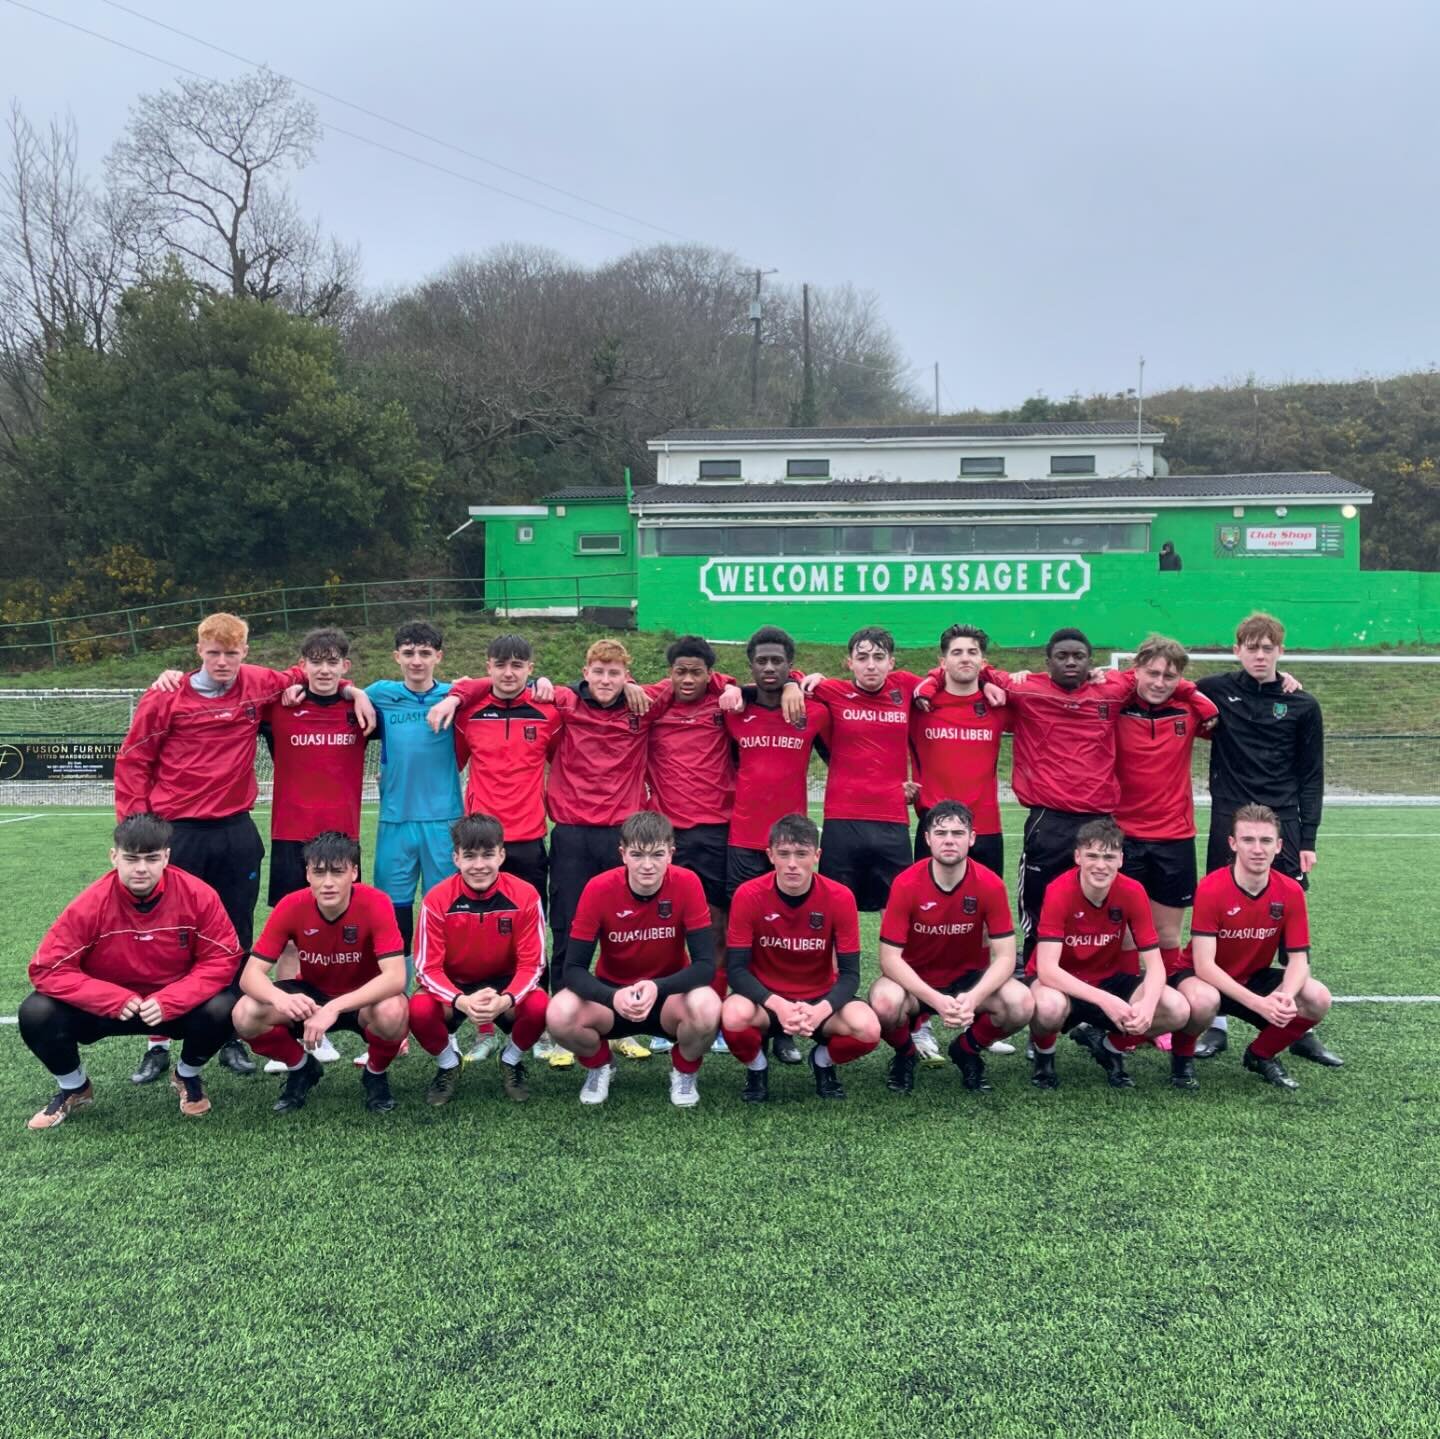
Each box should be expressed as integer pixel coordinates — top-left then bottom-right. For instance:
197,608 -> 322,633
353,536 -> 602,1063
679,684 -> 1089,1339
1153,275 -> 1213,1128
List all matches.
801,628 -> 922,912
234,833 -> 409,1114
409,814 -> 549,1104
20,813 -> 243,1128
1194,613 -> 1337,1066
724,626 -> 828,1066
869,801 -> 1030,1095
1027,819 -> 1191,1090
546,812 -> 721,1107
1187,805 -> 1333,1089
116,612 -> 374,1081
722,814 -> 881,1101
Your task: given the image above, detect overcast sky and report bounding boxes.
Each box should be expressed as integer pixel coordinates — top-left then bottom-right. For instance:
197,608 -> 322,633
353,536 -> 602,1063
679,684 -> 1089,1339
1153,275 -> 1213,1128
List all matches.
5,0 -> 1437,409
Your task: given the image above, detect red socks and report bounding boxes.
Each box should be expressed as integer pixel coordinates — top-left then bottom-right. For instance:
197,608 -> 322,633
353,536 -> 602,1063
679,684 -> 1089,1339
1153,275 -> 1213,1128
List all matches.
249,1025 -> 304,1067
671,1048 -> 702,1075
968,1013 -> 1005,1050
510,990 -> 548,1052
362,1027 -> 403,1073
1106,1031 -> 1145,1053
578,1040 -> 612,1071
1250,1015 -> 1316,1060
407,992 -> 450,1056
827,1033 -> 877,1066
721,1026 -> 763,1065
882,1025 -> 915,1053
1171,1030 -> 1198,1058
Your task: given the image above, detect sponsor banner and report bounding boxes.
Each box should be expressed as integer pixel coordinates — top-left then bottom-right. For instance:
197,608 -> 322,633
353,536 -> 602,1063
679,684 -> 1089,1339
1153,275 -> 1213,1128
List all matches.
0,737 -> 120,782
1216,524 -> 1343,556
699,555 -> 1091,603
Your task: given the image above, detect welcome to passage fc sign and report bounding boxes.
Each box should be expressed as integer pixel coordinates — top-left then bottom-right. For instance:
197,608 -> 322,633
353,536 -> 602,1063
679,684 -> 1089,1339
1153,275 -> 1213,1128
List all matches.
699,555 -> 1092,603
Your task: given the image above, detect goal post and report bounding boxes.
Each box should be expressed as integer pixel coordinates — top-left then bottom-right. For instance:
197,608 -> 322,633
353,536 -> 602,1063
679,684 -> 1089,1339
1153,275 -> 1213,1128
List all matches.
1106,652 -> 1440,807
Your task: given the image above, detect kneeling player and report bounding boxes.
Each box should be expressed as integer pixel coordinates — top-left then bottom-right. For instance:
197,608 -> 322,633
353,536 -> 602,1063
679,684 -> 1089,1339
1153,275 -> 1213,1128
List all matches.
234,833 -> 408,1114
1028,818 -> 1191,1089
20,813 -> 242,1129
546,812 -> 720,1107
722,814 -> 880,1102
869,801 -> 1031,1095
1187,804 -> 1332,1090
410,814 -> 549,1104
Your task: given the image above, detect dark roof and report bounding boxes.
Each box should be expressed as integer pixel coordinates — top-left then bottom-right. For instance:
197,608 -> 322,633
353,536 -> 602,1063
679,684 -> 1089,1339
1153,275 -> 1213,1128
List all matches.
631,473 -> 1371,507
538,487 -> 627,503
652,422 -> 1160,443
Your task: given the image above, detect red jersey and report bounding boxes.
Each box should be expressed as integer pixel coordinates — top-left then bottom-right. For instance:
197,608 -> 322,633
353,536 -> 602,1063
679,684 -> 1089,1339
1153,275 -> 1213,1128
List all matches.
1033,868 -> 1158,984
415,870 -> 545,1003
726,871 -> 861,999
262,691 -> 368,841
646,675 -> 737,829
568,864 -> 711,986
29,867 -> 241,1020
545,681 -> 675,828
1185,867 -> 1310,983
879,857 -> 1014,987
725,699 -> 831,850
251,883 -> 404,999
445,680 -> 562,842
113,663 -> 304,821
812,672 -> 921,823
1114,689 -> 1219,841
908,688 -> 1012,832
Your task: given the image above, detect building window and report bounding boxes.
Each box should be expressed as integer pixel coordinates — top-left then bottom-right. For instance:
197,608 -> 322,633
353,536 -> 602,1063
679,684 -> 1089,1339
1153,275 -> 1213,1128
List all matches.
698,460 -> 742,480
728,528 -> 783,555
781,527 -> 837,555
786,458 -> 830,478
515,524 -> 534,544
575,533 -> 624,556
656,527 -> 727,556
1050,454 -> 1097,475
960,457 -> 1005,477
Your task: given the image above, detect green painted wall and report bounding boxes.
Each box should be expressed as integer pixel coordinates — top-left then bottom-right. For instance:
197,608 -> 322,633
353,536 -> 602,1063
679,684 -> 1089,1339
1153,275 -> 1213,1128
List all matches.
482,499 -> 635,611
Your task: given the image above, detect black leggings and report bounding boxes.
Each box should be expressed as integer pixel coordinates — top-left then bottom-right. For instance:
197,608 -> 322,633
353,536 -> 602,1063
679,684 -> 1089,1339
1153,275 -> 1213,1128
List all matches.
19,989 -> 238,1076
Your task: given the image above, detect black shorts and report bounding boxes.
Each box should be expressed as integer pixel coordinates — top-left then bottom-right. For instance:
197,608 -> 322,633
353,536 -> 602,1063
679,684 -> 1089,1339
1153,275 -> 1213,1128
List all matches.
1216,967 -> 1287,1028
548,823 -> 624,944
819,819 -> 911,911
1167,966 -> 1197,987
1121,835 -> 1197,909
726,845 -> 773,900
168,811 -> 265,951
434,980 -> 526,1036
914,812 -> 1003,874
914,968 -> 985,1020
1019,808 -> 1109,951
1206,809 -> 1308,890
1055,972 -> 1141,1034
501,838 -> 548,910
674,823 -> 729,909
273,979 -> 373,1037
268,839 -> 364,906
599,1007 -> 673,1041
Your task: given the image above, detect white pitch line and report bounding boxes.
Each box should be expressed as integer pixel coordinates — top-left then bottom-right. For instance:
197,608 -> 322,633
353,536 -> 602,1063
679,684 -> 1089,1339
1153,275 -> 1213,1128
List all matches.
1331,995 -> 1440,1004
0,813 -> 43,825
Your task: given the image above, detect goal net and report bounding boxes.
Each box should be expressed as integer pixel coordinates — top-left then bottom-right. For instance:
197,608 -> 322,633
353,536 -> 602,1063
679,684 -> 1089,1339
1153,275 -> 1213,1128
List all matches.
1105,653 -> 1440,807
0,689 -> 381,808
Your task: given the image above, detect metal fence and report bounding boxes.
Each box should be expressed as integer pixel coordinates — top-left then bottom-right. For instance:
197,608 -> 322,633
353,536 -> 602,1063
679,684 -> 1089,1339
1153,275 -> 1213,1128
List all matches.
0,573 -> 637,668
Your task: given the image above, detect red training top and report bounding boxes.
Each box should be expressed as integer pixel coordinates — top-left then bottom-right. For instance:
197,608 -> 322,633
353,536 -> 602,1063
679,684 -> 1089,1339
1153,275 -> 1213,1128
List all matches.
908,688 -> 1012,833
29,867 -> 241,1020
1032,868 -> 1159,984
726,871 -> 861,999
114,663 -> 305,821
879,857 -> 1014,988
414,870 -> 545,1003
568,864 -> 712,986
251,882 -> 404,999
263,691 -> 368,841
645,675 -> 737,829
1185,866 -> 1310,983
811,672 -> 921,824
1113,688 -> 1219,841
725,699 -> 831,850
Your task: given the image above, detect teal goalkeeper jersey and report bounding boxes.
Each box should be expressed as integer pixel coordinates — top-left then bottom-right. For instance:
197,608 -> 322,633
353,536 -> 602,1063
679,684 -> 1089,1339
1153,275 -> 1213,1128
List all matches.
366,679 -> 463,824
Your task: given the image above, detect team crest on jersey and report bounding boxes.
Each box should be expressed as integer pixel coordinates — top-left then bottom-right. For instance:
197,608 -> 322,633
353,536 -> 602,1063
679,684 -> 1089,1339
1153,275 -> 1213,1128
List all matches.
962,895 -> 978,915
243,702 -> 257,721
498,916 -> 513,935
1108,906 -> 1123,922
523,725 -> 538,742
176,929 -> 190,946
712,711 -> 725,727
1174,719 -> 1187,736
345,711 -> 359,728
888,687 -> 902,704
808,911 -> 825,930
1269,901 -> 1285,919
1273,702 -> 1288,719
627,714 -> 640,733
342,924 -> 359,943
974,702 -> 987,718
1097,703 -> 1110,720
658,899 -> 673,919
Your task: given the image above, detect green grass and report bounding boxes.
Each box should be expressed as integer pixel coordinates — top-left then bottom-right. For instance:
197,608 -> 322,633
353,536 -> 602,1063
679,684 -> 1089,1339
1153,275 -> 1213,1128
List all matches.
2,804 -> 1439,1437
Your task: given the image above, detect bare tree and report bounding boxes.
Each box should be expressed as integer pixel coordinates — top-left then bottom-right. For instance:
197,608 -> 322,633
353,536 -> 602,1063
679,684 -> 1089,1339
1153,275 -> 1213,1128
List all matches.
107,69 -> 354,318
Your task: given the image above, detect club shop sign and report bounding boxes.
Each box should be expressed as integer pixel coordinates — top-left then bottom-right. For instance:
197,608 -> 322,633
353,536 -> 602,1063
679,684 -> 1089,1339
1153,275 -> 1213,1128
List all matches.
699,555 -> 1091,603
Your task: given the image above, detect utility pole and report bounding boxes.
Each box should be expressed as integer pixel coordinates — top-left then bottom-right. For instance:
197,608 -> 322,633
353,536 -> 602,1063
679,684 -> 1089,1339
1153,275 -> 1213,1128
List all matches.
799,283 -> 817,427
1135,355 -> 1145,476
747,267 -> 777,414
934,362 -> 941,420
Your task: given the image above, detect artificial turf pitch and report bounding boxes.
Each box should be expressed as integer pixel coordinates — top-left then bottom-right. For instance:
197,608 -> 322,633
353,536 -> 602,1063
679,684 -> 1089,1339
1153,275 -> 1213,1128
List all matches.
1,805 -> 1438,1438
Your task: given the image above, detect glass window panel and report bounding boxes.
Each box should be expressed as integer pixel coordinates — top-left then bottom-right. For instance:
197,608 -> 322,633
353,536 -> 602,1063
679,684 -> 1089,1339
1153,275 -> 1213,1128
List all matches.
960,456 -> 1006,476
910,525 -> 975,553
728,528 -> 783,555
657,527 -> 727,556
973,524 -> 1038,552
698,459 -> 742,479
1049,454 -> 1097,475
786,458 -> 830,478
781,527 -> 837,555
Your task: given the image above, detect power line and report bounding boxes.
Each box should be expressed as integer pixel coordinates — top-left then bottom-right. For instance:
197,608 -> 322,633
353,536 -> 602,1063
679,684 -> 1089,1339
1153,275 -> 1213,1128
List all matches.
92,0 -> 686,239
1,0 -> 648,243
